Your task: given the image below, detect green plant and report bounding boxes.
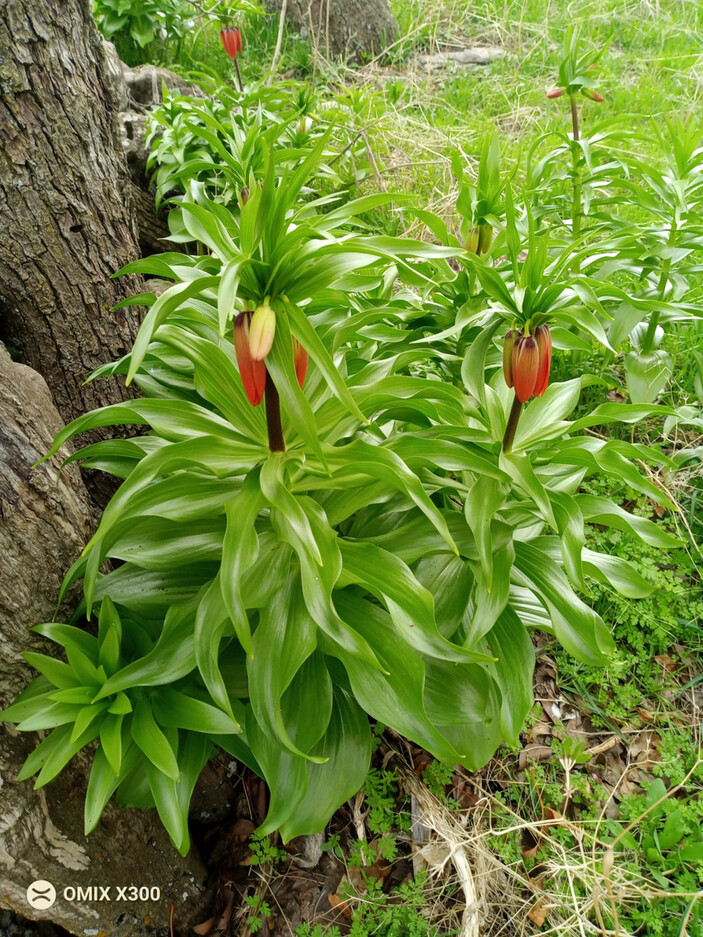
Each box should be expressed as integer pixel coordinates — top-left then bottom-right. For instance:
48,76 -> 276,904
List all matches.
93,0 -> 259,60
248,831 -> 287,866
1,66 -> 687,859
245,894 -> 272,933
339,871 -> 440,937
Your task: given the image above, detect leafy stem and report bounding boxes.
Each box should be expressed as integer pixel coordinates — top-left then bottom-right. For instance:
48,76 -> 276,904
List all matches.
642,222 -> 677,354
570,94 -> 582,257
502,394 -> 523,453
265,372 -> 285,452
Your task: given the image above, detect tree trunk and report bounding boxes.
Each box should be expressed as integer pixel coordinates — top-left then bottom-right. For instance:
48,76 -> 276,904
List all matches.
0,0 -> 144,427
0,344 -> 211,937
265,0 -> 398,58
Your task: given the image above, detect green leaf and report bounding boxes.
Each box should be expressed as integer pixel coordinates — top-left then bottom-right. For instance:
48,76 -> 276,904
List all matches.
34,722 -> 102,788
131,698 -> 180,781
247,571 -> 327,761
95,600 -> 197,700
21,653 -> 78,690
573,495 -> 680,547
424,657 -> 503,769
195,577 -> 238,721
152,689 -> 240,735
513,379 -> 582,449
98,597 -> 122,674
285,299 -> 368,426
513,542 -> 614,664
1,678 -> 55,724
100,713 -> 125,776
500,451 -> 557,530
625,349 -> 673,404
477,608 -> 535,745
16,701 -> 83,732
582,549 -> 654,598
464,477 -> 509,590
221,469 -> 265,657
461,318 -> 502,409
326,440 -> 459,554
126,275 -> 221,384
339,540 -> 490,663
277,688 -> 372,842
332,592 -> 463,764
84,745 -> 120,834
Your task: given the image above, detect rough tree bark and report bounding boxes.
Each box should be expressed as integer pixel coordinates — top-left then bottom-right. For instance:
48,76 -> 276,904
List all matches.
0,344 -> 210,936
0,4 -> 213,933
0,0 -> 144,426
264,0 -> 398,58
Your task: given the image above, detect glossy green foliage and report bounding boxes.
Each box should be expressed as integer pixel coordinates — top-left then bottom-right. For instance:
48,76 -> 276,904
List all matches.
2,74 -> 683,856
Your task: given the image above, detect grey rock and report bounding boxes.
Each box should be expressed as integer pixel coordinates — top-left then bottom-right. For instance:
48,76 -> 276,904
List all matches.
415,46 -> 505,71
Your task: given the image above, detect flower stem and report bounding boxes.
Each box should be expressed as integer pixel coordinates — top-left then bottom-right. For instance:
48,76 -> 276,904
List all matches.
265,372 -> 285,452
569,94 -> 582,255
642,223 -> 677,354
234,58 -> 244,94
502,394 -> 523,453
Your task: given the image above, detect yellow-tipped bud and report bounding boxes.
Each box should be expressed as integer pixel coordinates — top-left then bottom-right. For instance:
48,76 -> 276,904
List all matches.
249,302 -> 276,361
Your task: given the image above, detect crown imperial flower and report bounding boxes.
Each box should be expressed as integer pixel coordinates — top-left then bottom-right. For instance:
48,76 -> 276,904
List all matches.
533,324 -> 553,397
292,337 -> 308,388
220,26 -> 242,60
233,311 -> 266,406
508,326 -> 553,402
512,334 -> 540,403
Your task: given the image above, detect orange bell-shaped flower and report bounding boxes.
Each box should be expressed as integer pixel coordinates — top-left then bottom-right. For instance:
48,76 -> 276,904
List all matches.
512,334 -> 540,403
220,26 -> 242,60
233,311 -> 266,406
533,324 -> 552,397
292,337 -> 308,388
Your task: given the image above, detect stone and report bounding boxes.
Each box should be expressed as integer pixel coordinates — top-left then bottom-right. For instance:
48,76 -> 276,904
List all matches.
415,46 -> 504,71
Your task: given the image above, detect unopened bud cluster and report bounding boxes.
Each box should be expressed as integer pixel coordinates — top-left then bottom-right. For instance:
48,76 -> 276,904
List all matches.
465,224 -> 493,255
503,324 -> 552,403
220,26 -> 242,60
233,304 -> 308,406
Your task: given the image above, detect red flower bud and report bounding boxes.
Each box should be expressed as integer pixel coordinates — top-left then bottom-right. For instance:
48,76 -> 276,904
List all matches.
249,302 -> 276,362
546,86 -> 566,99
220,27 -> 242,60
582,88 -> 604,103
512,334 -> 540,403
292,337 -> 308,388
233,311 -> 266,406
503,330 -> 515,388
533,324 -> 552,397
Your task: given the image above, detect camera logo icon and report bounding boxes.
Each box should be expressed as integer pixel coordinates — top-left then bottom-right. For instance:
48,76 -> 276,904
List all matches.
26,880 -> 56,910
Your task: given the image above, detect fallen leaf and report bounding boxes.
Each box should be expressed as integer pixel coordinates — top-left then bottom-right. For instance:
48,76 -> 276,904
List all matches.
654,654 -> 677,672
527,897 -> 548,927
192,918 -> 214,936
328,893 -> 351,918
519,745 -> 553,769
586,736 -> 620,756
